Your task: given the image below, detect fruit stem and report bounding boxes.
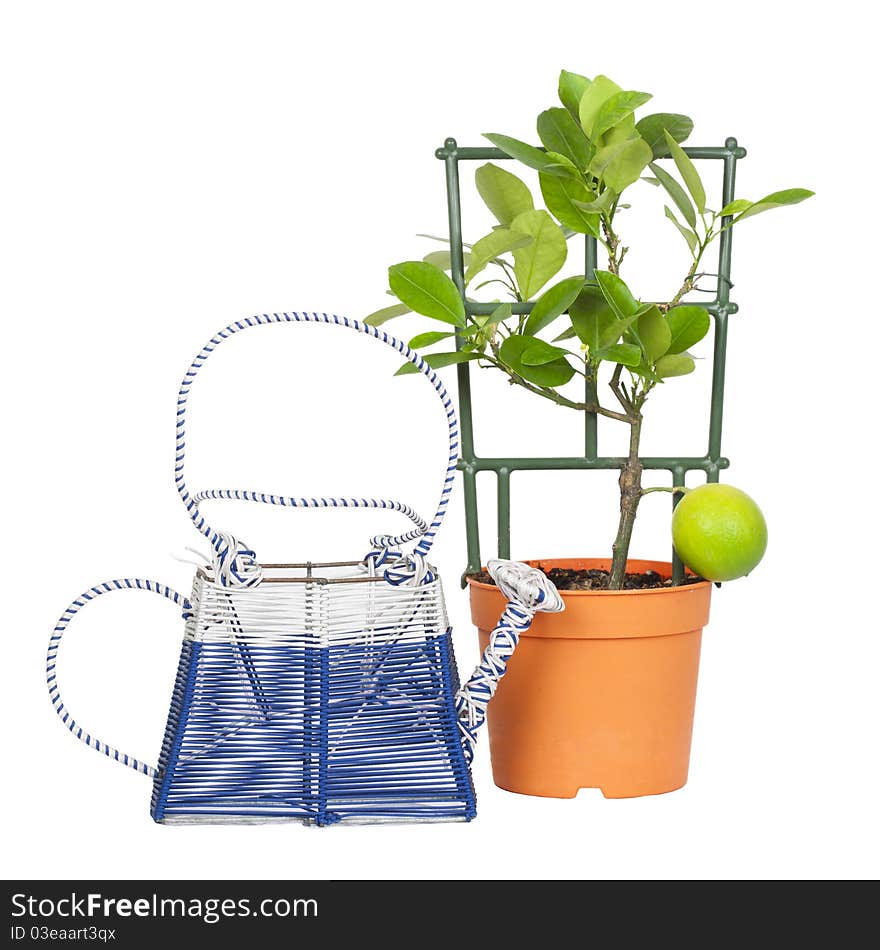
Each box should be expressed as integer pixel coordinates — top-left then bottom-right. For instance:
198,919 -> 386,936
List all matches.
640,485 -> 689,496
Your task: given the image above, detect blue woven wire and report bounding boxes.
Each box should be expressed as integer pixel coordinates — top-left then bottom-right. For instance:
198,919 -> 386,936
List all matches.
150,570 -> 476,824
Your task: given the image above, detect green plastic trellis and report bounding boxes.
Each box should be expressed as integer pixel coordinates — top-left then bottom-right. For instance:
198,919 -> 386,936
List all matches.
435,136 -> 747,585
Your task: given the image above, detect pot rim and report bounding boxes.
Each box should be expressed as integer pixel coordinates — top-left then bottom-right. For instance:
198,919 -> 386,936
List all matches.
466,557 -> 711,597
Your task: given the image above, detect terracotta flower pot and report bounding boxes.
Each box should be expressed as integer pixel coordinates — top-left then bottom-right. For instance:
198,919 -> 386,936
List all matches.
468,558 -> 712,799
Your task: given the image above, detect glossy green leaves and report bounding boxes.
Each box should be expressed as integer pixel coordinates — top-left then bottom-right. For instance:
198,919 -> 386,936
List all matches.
577,271 -> 711,378
498,335 -> 574,387
475,163 -> 534,226
388,262 -> 466,327
591,90 -> 652,142
422,249 -> 471,271
724,188 -> 814,223
558,69 -> 591,119
539,173 -> 600,236
636,113 -> 693,158
465,228 -> 533,285
577,74 -> 624,139
594,270 -> 640,319
510,209 -> 568,299
484,133 -> 579,179
655,353 -> 695,377
524,275 -> 586,335
590,136 -> 652,193
394,350 -> 481,376
536,107 -> 593,168
650,161 -> 696,228
664,131 -> 705,214
666,305 -> 710,353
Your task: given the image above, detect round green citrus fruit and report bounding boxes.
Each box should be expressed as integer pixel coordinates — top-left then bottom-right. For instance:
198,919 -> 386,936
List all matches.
671,483 -> 768,582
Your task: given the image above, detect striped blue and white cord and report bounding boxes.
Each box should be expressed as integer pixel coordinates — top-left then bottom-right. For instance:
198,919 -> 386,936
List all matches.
174,312 -> 459,588
455,561 -> 564,765
46,579 -> 192,778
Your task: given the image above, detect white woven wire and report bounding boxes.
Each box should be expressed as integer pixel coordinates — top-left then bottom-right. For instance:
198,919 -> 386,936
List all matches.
186,563 -> 449,648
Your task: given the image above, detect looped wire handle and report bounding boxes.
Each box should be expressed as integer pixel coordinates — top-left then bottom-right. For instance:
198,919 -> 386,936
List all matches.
47,580 -> 192,778
176,313 -> 459,586
455,560 -> 564,764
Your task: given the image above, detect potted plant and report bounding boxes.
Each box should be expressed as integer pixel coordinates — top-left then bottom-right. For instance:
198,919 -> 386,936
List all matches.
368,71 -> 811,798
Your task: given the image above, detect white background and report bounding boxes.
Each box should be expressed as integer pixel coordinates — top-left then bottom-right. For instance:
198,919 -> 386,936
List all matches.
2,1 -> 877,880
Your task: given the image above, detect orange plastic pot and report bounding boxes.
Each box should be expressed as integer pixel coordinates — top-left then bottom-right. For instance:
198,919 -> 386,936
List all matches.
468,558 -> 712,799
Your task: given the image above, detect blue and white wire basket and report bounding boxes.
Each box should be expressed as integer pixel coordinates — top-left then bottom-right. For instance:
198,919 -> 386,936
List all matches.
47,313 -> 562,825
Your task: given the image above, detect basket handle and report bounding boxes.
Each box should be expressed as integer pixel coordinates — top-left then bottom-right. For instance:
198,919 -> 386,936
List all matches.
455,561 -> 564,764
175,313 -> 459,583
47,579 -> 192,778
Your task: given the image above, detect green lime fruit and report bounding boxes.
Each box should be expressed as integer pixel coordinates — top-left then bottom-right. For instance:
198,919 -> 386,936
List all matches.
671,483 -> 768,582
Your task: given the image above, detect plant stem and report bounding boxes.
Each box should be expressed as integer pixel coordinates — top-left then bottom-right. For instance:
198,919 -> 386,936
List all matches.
665,216 -> 718,309
601,215 -> 622,274
609,412 -> 643,589
666,257 -> 701,310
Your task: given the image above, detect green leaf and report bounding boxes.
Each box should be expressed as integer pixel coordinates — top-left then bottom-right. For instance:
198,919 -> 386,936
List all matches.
719,199 -> 753,217
394,362 -> 421,375
635,113 -> 693,158
572,188 -> 617,214
423,351 -> 483,369
365,302 -> 410,326
591,90 -> 653,142
553,325 -> 579,342
489,302 -> 513,323
655,353 -> 695,378
569,284 -> 615,351
408,330 -> 455,349
422,249 -> 471,271
664,206 -> 698,254
594,269 -> 640,319
636,304 -> 672,361
663,131 -> 705,213
666,305 -> 710,353
558,69 -> 591,119
601,314 -> 640,347
537,107 -> 593,169
543,149 -> 581,178
417,233 -> 474,249
590,136 -> 653,193
539,173 -> 600,236
521,338 -> 572,365
629,361 -> 662,383
524,275 -> 586,334
649,161 -> 696,228
498,335 -> 574,387
388,262 -> 466,327
484,133 -> 579,179
464,227 -> 532,285
475,163 -> 535,226
510,209 -> 568,299
577,74 -> 623,137
594,342 -> 642,367
733,188 -> 814,223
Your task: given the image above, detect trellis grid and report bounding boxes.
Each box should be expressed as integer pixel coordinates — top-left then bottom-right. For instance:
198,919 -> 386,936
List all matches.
435,136 -> 746,583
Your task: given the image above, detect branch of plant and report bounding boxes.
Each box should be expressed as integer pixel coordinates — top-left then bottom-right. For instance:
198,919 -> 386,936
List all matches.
666,212 -> 720,309
492,257 -> 522,301
609,362 -> 635,415
482,349 -> 631,422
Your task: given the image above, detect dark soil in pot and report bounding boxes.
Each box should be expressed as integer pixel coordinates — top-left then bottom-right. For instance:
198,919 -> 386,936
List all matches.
468,565 -> 705,591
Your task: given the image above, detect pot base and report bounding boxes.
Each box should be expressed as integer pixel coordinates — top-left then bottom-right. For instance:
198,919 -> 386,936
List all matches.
493,778 -> 687,800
